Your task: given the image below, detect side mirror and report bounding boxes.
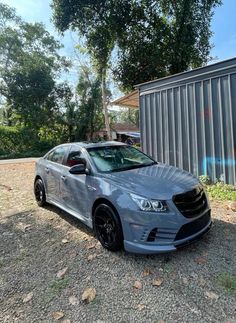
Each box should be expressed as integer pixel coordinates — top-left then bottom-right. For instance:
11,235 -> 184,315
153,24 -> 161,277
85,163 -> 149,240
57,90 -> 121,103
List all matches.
69,163 -> 88,175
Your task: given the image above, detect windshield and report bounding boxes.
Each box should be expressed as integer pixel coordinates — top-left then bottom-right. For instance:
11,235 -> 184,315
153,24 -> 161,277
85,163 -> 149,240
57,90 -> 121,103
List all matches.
87,145 -> 156,173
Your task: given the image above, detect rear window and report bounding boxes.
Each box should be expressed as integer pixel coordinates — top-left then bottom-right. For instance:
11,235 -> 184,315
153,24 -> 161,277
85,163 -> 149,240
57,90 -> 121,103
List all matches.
47,146 -> 67,164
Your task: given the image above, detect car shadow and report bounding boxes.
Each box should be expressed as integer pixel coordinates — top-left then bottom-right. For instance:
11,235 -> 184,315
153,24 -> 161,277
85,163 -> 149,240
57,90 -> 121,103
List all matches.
43,203 -> 94,238
38,204 -> 236,266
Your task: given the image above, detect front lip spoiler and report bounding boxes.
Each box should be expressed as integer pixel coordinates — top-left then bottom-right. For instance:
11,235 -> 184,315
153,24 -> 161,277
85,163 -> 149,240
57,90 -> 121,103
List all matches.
174,221 -> 212,249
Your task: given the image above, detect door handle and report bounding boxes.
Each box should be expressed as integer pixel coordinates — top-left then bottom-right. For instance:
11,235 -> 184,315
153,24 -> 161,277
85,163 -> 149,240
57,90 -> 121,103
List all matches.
87,185 -> 96,191
61,175 -> 66,181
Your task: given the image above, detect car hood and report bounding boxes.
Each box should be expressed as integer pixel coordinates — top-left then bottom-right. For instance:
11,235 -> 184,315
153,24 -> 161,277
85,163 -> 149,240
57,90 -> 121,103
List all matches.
102,163 -> 200,200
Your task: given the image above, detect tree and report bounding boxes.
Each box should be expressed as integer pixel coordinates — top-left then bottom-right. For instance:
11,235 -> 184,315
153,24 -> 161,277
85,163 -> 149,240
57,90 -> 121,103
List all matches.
0,2 -> 21,29
51,0 -> 130,139
75,66 -> 104,140
52,0 -> 221,94
113,3 -> 171,92
113,0 -> 221,91
38,82 -> 75,143
0,2 -> 70,132
160,0 -> 222,74
110,108 -> 139,127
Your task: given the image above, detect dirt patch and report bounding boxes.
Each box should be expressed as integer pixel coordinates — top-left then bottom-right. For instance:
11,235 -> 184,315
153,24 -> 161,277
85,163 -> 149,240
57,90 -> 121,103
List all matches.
0,163 -> 235,322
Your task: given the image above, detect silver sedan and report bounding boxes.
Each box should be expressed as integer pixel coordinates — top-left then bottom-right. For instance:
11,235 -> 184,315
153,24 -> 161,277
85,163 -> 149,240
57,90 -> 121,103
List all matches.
34,141 -> 212,254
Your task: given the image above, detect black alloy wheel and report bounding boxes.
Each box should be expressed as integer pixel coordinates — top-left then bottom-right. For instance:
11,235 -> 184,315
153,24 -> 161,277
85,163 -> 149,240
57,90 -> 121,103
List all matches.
34,178 -> 46,207
93,204 -> 123,251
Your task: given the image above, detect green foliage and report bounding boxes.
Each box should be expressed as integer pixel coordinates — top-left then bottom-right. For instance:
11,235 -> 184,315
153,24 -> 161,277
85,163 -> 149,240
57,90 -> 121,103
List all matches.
0,2 -> 70,130
110,108 -> 139,127
113,3 -> 171,91
75,67 -> 104,140
52,0 -> 130,139
52,0 -> 118,71
199,175 -> 212,185
0,2 -> 21,28
114,0 -> 222,91
43,276 -> 70,304
0,125 -> 56,157
206,182 -> 236,201
49,276 -> 70,294
217,273 -> 236,294
0,2 -> 76,157
52,0 -> 222,92
160,0 -> 222,74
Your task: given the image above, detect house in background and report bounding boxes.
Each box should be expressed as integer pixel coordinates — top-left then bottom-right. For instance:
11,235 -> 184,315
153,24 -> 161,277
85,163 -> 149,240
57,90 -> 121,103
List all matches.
112,123 -> 140,144
95,122 -> 140,144
110,91 -> 140,144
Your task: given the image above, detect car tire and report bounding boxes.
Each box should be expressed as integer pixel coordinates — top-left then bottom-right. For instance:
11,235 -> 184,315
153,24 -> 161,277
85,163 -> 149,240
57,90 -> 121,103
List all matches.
93,204 -> 123,251
34,178 -> 47,207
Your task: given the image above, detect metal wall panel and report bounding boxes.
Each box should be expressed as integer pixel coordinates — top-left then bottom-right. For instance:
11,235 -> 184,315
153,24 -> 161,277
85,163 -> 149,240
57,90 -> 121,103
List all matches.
138,58 -> 236,184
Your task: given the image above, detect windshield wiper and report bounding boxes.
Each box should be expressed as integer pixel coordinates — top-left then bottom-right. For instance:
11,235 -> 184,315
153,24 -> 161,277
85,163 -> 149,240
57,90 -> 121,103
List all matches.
111,161 -> 157,172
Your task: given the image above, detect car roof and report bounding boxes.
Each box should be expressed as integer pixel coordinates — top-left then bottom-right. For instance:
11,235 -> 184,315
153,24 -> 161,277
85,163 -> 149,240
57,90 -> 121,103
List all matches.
57,141 -> 127,149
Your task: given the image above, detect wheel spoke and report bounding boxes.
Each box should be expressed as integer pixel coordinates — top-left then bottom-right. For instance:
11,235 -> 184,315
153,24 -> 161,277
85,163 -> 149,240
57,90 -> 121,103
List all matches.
106,231 -> 115,244
95,210 -> 117,246
95,213 -> 107,222
94,205 -> 122,251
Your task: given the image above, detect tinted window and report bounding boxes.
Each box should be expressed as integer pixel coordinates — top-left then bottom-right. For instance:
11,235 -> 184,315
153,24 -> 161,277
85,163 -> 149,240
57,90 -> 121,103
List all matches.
47,147 -> 67,164
66,147 -> 86,167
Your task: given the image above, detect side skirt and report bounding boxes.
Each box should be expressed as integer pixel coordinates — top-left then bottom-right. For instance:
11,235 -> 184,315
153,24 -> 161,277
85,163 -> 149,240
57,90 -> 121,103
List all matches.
46,198 -> 93,229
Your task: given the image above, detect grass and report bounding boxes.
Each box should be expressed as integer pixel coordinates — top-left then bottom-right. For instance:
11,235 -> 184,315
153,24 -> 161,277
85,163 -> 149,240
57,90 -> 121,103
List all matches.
42,276 -> 70,304
88,295 -> 102,307
15,249 -> 30,262
0,258 -> 4,268
205,182 -> 236,201
217,273 -> 236,294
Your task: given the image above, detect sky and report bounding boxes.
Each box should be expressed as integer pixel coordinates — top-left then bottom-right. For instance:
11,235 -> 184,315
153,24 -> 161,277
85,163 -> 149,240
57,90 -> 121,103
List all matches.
211,0 -> 236,60
1,0 -> 236,95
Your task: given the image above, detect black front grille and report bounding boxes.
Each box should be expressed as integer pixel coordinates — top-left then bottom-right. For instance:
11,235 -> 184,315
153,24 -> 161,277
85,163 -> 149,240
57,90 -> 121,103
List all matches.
173,186 -> 208,218
175,211 -> 211,241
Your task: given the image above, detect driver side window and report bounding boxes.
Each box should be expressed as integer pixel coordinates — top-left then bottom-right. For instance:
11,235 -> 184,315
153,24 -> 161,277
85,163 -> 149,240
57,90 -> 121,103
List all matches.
66,147 -> 86,167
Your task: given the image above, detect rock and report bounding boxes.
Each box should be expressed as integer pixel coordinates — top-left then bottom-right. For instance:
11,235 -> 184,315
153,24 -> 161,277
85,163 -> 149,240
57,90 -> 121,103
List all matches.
56,267 -> 68,279
205,291 -> 219,300
136,303 -> 146,311
152,278 -> 163,287
81,287 -> 96,304
23,292 -> 33,303
69,296 -> 79,305
51,311 -> 64,320
133,281 -> 142,289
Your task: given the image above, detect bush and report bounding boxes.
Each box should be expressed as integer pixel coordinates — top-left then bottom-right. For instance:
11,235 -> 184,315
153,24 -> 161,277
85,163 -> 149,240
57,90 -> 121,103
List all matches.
0,126 -> 56,158
199,175 -> 212,185
206,182 -> 236,201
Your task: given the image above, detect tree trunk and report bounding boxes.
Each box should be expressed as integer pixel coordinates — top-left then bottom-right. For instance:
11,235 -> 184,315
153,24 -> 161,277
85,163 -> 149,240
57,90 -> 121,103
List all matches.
101,69 -> 111,140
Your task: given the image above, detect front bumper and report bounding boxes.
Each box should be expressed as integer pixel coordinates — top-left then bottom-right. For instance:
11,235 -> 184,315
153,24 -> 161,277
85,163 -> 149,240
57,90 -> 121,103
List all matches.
123,214 -> 212,254
123,205 -> 212,254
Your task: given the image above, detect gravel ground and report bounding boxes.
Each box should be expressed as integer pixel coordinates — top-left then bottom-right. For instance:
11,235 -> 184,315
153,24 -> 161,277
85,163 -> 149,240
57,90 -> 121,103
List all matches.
0,162 -> 235,323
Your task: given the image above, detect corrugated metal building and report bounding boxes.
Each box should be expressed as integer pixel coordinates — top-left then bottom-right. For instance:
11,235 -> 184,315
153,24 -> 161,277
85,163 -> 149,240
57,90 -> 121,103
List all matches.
136,58 -> 236,184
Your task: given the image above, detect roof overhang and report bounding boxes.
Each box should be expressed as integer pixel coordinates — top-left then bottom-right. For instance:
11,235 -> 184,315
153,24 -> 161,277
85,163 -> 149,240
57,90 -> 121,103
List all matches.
111,90 -> 139,109
116,131 -> 140,138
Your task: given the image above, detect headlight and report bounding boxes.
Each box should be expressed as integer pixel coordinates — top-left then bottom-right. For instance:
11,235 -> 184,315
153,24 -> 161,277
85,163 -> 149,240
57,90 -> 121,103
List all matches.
130,193 -> 167,212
